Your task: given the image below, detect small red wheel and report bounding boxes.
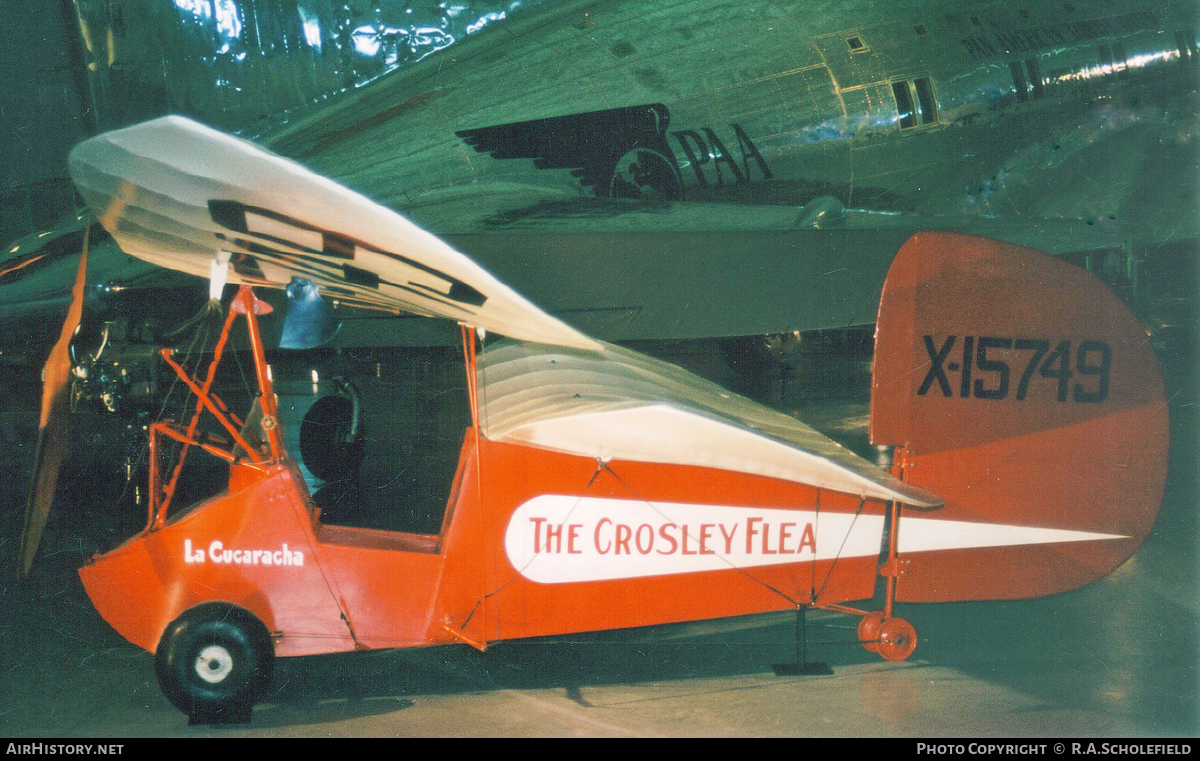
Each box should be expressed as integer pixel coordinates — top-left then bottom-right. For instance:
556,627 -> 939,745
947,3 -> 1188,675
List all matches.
857,610 -> 885,653
876,616 -> 917,662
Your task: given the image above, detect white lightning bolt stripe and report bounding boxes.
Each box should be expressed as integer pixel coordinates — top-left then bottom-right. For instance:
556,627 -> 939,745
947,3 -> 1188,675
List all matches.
898,517 -> 1126,554
505,496 -> 1127,585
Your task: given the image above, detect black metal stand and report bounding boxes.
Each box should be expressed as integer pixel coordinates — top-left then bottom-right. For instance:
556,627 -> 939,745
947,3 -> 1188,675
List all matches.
772,605 -> 832,676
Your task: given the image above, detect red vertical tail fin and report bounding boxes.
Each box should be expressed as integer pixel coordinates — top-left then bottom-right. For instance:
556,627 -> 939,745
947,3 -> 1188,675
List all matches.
870,232 -> 1167,602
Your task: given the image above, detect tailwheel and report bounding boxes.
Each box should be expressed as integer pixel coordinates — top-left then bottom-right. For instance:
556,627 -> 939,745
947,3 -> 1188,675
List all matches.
876,616 -> 918,662
857,610 -> 885,653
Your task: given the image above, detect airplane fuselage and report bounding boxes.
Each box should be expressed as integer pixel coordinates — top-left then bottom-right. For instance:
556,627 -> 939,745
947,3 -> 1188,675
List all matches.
264,0 -> 1199,245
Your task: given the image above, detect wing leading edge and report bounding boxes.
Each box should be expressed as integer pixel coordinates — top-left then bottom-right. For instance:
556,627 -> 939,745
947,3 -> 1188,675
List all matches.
67,116 -> 599,352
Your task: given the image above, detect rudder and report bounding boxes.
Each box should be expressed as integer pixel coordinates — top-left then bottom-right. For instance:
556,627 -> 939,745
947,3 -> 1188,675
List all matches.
870,232 -> 1167,602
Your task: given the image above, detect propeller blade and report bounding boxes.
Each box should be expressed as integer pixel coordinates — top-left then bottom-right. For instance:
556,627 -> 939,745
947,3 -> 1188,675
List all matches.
19,228 -> 89,578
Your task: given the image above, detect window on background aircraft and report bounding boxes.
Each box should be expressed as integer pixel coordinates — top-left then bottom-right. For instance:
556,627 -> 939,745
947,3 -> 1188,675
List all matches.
1009,61 -> 1029,102
892,79 -> 939,129
1009,59 -> 1050,101
913,77 -> 938,123
892,81 -> 916,128
1025,58 -> 1044,97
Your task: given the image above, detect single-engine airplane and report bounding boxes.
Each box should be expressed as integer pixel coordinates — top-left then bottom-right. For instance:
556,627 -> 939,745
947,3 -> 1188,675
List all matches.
45,115 -> 1166,723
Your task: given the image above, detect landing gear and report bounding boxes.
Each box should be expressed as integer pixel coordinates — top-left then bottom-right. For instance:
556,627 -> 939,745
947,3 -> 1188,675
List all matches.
801,491 -> 924,666
877,617 -> 917,662
855,610 -> 917,661
857,610 -> 885,654
155,603 -> 275,724
855,491 -> 918,662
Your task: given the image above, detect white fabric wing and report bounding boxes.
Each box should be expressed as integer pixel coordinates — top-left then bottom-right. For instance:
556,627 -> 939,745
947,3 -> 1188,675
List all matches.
479,341 -> 942,508
68,115 -> 598,351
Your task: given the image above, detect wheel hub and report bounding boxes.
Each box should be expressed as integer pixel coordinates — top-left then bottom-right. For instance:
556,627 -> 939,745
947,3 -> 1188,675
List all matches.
195,645 -> 234,684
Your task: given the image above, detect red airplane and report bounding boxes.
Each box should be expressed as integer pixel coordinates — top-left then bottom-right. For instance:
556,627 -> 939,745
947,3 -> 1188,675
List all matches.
47,117 -> 1166,723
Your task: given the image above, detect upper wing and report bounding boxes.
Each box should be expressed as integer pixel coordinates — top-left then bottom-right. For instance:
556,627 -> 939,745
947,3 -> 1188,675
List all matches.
67,116 -> 599,352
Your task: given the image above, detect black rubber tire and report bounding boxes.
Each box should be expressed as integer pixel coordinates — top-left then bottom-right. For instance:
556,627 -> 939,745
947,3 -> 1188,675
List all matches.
155,603 -> 274,722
